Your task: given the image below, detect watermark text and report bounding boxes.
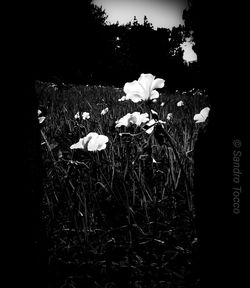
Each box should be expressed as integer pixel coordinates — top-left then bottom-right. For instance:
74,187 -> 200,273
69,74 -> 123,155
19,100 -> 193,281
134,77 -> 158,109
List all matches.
232,139 -> 242,214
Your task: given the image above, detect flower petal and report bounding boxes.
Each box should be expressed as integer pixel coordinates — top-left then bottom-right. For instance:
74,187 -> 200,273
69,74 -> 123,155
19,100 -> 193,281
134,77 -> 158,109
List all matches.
200,107 -> 210,119
124,80 -> 145,96
70,138 -> 85,149
138,73 -> 155,98
96,135 -> 109,151
151,78 -> 165,90
87,135 -> 109,151
130,112 -> 149,126
138,113 -> 150,125
193,114 -> 205,123
97,143 -> 107,151
129,112 -> 140,125
87,137 -> 99,151
115,113 -> 133,127
149,90 -> 159,100
83,132 -> 99,148
125,93 -> 144,103
38,116 -> 46,124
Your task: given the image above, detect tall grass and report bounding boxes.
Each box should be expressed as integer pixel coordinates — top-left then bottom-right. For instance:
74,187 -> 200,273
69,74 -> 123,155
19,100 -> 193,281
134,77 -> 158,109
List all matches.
36,81 -> 209,288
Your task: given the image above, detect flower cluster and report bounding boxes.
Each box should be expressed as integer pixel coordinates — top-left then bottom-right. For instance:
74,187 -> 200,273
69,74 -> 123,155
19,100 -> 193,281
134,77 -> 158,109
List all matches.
101,107 -> 109,115
68,73 -> 209,154
74,112 -> 90,120
115,74 -> 167,137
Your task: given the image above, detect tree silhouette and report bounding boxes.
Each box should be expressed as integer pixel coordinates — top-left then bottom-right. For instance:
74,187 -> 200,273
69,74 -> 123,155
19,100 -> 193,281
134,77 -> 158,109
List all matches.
30,1 -> 202,89
95,17 -> 190,88
182,1 -> 209,88
32,0 -> 108,83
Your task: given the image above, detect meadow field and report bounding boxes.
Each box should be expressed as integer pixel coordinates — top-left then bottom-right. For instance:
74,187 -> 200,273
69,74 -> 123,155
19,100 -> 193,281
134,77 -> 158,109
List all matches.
35,78 -> 209,288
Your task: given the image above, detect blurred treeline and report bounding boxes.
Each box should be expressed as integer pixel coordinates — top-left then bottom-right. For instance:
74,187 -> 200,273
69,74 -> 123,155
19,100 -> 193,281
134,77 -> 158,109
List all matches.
31,0 -> 201,90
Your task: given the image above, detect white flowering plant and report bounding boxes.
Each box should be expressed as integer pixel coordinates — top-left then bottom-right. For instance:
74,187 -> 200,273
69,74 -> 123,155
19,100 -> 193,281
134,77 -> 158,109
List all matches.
37,78 -> 209,287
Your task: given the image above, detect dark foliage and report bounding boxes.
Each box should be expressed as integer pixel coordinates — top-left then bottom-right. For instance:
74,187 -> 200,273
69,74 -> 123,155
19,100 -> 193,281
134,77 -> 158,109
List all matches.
188,0 -> 248,287
25,1 -> 201,90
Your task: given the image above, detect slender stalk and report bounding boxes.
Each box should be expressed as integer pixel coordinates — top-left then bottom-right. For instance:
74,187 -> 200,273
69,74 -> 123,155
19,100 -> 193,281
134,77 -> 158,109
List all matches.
41,130 -> 57,165
162,130 -> 193,212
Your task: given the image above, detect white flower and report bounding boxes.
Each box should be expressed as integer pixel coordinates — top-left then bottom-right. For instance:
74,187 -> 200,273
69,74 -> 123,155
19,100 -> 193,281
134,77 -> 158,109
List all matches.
152,157 -> 158,164
160,102 -> 165,107
101,107 -> 109,115
123,73 -> 165,103
74,112 -> 80,119
82,112 -> 90,120
130,112 -> 150,126
144,119 -> 166,134
70,138 -> 85,149
167,113 -> 173,120
38,116 -> 46,124
84,133 -> 109,151
38,110 -> 45,124
118,95 -> 128,102
115,112 -> 149,128
70,132 -> 109,151
193,107 -> 210,123
177,100 -> 184,107
74,112 -> 90,120
115,113 -> 132,128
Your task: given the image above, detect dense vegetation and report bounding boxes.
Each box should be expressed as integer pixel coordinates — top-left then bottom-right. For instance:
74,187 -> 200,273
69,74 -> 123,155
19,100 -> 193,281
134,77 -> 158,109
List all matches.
36,79 -> 209,287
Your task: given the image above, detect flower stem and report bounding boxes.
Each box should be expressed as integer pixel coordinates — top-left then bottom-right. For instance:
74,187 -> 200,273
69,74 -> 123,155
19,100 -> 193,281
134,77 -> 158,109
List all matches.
41,130 -> 57,166
162,129 -> 193,213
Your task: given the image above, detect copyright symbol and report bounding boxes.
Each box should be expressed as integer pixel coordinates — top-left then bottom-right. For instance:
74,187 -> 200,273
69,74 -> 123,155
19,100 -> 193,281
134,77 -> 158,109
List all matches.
233,139 -> 242,148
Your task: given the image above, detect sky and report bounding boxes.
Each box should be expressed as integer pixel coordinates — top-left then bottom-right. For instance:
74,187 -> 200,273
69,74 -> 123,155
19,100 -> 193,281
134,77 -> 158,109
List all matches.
93,0 -> 189,29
